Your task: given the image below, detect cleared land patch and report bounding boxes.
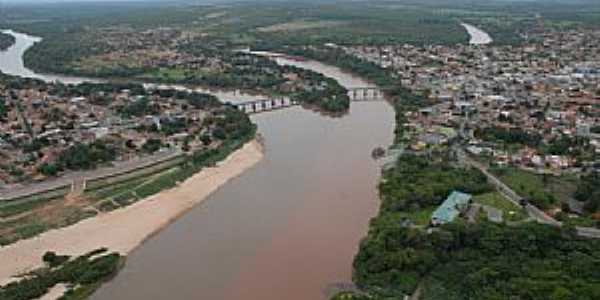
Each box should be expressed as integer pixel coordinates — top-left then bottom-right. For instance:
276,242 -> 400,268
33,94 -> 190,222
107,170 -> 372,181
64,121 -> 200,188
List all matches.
473,191 -> 527,222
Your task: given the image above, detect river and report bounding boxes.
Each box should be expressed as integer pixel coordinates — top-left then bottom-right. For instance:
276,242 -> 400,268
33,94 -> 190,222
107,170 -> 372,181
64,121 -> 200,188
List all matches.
0,30 -> 98,84
461,23 -> 493,45
0,31 -> 395,300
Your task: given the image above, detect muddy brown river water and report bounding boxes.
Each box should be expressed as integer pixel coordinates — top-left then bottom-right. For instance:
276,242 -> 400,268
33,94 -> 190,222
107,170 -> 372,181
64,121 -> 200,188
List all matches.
0,32 -> 395,300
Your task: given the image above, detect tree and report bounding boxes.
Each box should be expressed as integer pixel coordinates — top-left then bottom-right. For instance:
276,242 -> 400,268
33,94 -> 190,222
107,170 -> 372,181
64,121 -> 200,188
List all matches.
142,139 -> 162,154
57,141 -> 116,170
575,172 -> 600,213
38,163 -> 59,176
42,251 -> 69,268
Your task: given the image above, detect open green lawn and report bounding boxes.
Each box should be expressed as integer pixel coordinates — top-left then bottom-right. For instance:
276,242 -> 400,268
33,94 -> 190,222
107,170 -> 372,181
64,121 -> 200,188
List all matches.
491,167 -> 580,213
473,192 -> 527,222
491,167 -> 571,210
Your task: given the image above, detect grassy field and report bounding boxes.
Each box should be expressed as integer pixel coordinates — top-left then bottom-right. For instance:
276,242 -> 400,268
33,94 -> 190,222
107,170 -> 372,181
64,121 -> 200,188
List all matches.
0,187 -> 70,218
492,167 -> 554,209
491,167 -> 579,211
473,192 -> 527,222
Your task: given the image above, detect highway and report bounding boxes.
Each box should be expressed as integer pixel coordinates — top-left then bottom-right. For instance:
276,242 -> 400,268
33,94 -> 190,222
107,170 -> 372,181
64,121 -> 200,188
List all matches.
0,148 -> 183,201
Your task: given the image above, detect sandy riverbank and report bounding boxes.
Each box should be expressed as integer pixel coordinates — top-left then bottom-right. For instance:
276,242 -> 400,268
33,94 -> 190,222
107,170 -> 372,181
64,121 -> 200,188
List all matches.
0,140 -> 263,286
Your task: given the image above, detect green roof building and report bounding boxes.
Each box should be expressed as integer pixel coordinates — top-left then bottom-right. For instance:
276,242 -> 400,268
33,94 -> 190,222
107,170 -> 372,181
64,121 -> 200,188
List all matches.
431,191 -> 472,226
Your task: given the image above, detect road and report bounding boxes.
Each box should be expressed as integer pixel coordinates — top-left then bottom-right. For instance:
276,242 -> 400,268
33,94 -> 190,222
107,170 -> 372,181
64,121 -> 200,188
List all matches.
456,147 -> 600,238
0,148 -> 183,201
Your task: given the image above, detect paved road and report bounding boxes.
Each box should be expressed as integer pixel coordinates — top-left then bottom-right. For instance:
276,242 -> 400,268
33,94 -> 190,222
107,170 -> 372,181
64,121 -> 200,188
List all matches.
0,148 -> 183,201
457,147 -> 600,238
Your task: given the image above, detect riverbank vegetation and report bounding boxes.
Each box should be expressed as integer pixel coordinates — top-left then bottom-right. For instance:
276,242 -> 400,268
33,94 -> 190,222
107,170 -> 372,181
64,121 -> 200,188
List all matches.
0,248 -> 124,300
304,46 -> 600,300
85,107 -> 256,210
356,219 -> 600,300
0,33 -> 16,51
0,105 -> 255,246
279,25 -> 600,300
345,153 -> 600,300
285,47 -> 600,300
353,154 -> 490,296
275,45 -> 434,143
19,29 -> 350,113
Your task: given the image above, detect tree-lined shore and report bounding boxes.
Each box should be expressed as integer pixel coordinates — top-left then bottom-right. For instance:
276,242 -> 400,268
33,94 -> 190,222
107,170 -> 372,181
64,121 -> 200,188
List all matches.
283,46 -> 600,300
0,33 -> 16,51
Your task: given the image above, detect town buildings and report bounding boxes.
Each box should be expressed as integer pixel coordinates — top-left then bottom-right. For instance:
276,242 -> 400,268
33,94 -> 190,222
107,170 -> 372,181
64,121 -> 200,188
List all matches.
345,29 -> 600,173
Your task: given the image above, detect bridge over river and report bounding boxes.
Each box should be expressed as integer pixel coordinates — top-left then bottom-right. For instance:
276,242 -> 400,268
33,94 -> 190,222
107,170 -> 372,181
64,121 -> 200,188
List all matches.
0,32 -> 396,300
232,87 -> 386,114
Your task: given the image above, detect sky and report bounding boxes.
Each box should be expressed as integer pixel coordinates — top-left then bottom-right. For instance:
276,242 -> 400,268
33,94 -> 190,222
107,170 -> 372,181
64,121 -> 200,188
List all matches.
2,0 -> 594,4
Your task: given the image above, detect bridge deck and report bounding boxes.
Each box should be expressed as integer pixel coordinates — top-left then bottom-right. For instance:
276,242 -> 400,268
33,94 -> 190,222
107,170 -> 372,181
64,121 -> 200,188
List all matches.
231,88 -> 388,114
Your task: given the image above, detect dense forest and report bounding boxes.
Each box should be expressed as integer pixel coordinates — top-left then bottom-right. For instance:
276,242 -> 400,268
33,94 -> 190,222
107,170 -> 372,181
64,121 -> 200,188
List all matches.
353,152 -> 493,297
355,220 -> 600,300
345,154 -> 600,300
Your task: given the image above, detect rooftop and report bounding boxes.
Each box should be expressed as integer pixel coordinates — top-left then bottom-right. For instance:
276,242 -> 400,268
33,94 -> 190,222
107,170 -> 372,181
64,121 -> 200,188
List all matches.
431,191 -> 472,225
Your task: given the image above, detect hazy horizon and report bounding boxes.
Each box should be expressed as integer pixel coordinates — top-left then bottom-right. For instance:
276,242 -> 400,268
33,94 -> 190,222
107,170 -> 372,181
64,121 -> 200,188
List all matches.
2,0 -> 597,5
